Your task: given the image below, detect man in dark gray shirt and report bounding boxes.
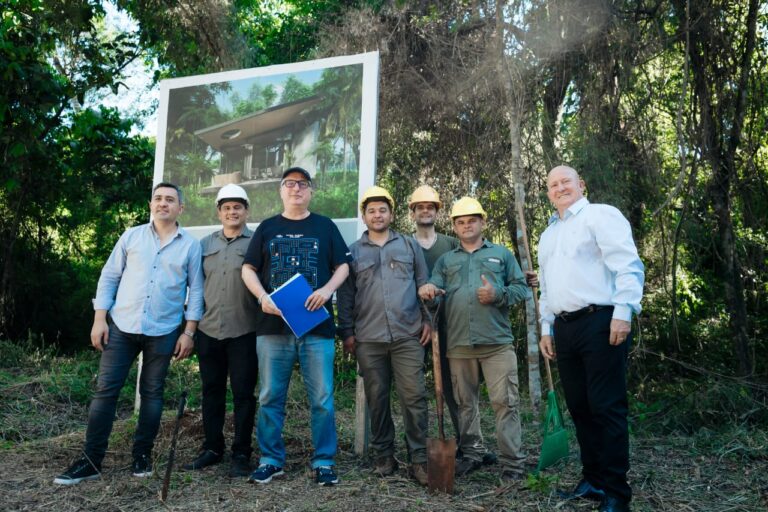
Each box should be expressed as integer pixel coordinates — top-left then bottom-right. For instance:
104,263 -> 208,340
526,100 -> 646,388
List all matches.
338,186 -> 431,486
183,184 -> 259,477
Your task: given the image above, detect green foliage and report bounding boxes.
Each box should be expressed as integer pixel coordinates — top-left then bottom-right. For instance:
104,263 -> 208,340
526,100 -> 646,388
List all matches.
0,2 -> 153,348
0,338 -> 203,443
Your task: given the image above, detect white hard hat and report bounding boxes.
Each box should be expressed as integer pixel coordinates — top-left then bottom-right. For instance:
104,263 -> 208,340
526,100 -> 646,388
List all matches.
216,184 -> 249,207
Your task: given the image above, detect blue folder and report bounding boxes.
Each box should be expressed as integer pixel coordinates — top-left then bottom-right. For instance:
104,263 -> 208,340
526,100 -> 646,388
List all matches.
269,273 -> 330,338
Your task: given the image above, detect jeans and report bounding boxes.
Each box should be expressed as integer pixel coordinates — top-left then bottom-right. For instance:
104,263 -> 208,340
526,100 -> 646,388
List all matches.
84,320 -> 178,464
554,306 -> 631,503
449,345 -> 526,472
196,330 -> 258,457
356,338 -> 428,463
256,334 -> 336,469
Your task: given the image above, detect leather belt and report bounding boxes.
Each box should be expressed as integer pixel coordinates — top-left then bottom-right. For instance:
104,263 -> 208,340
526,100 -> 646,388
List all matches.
555,304 -> 610,323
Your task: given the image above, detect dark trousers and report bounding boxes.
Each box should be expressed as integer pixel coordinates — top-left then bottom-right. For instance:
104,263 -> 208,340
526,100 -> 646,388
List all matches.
357,338 -> 429,463
554,307 -> 632,503
84,320 -> 178,464
196,330 -> 258,457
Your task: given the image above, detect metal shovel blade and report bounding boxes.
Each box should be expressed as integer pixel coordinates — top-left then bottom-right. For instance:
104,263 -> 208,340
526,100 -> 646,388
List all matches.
427,436 -> 456,494
537,390 -> 569,471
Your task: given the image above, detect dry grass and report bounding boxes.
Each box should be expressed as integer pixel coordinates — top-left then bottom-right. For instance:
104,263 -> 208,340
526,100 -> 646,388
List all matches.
1,374 -> 767,511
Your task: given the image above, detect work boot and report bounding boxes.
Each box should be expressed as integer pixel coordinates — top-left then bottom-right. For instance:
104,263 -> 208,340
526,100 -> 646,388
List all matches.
455,457 -> 481,477
410,463 -> 428,486
501,468 -> 526,481
229,453 -> 250,477
372,455 -> 398,476
482,450 -> 498,466
182,449 -> 222,471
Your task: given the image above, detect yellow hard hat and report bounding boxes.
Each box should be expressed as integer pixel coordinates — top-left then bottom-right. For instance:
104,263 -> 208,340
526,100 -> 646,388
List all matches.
408,185 -> 442,209
360,186 -> 395,212
450,196 -> 487,220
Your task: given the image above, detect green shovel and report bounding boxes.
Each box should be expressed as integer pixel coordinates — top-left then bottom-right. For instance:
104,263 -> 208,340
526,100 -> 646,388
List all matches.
537,358 -> 569,471
514,199 -> 569,471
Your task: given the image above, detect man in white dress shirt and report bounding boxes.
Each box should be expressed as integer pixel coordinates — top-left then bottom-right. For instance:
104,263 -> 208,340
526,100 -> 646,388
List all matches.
538,166 -> 644,512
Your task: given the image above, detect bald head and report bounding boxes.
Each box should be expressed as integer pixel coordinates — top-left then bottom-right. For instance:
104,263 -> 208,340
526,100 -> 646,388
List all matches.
547,165 -> 585,216
548,165 -> 580,181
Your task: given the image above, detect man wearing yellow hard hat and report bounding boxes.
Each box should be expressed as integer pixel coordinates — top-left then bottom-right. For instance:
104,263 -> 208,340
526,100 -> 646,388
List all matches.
408,185 -> 497,466
338,186 -> 431,486
419,197 -> 528,480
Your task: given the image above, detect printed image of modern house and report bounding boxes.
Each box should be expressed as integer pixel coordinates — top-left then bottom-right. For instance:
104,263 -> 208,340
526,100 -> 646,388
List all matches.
195,96 -> 322,193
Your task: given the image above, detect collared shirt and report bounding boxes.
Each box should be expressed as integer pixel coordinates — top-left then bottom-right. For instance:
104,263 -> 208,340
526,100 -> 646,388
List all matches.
337,230 -> 428,342
199,227 -> 259,340
93,222 -> 204,336
538,198 -> 645,335
429,240 -> 527,352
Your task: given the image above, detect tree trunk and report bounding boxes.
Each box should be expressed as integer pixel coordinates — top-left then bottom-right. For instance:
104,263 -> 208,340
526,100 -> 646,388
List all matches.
494,1 -> 542,409
677,0 -> 758,375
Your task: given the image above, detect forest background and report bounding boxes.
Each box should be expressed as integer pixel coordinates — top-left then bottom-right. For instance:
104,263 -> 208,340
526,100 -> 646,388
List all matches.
0,1 -> 766,510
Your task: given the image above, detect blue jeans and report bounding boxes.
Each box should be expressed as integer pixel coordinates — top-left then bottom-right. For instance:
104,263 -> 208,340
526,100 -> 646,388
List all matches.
84,319 -> 178,464
256,334 -> 336,469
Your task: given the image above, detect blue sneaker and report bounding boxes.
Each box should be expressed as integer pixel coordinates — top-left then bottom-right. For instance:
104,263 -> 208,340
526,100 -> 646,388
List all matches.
248,464 -> 284,484
315,465 -> 339,486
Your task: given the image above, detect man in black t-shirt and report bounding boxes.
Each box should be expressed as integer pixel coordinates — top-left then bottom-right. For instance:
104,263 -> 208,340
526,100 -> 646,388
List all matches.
242,167 -> 351,487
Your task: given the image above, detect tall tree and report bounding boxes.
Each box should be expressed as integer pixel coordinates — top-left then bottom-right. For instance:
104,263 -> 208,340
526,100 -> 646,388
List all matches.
671,0 -> 760,376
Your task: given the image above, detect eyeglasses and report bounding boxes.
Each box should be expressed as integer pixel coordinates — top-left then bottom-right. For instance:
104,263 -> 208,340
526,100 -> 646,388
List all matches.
281,179 -> 311,190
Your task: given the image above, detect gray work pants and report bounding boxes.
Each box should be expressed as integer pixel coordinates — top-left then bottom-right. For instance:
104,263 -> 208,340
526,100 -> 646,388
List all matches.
357,337 -> 428,463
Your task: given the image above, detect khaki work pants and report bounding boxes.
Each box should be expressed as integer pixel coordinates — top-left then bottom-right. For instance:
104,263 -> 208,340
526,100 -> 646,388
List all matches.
449,345 -> 526,472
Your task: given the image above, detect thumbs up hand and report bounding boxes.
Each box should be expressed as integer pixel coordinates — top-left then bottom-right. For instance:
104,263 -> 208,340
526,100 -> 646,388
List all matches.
476,274 -> 496,304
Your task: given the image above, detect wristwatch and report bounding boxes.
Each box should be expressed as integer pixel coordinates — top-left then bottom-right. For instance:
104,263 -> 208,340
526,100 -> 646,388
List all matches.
183,330 -> 196,339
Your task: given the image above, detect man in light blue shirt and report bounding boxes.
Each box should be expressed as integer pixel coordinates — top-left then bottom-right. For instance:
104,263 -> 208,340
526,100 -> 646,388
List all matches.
538,166 -> 644,512
54,182 -> 203,486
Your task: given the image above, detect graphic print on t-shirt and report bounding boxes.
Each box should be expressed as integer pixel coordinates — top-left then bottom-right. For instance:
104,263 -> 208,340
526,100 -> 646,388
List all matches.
269,236 -> 320,288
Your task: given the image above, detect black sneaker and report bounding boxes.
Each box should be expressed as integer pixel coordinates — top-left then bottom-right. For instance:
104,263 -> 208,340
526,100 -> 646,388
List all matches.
229,453 -> 251,478
53,456 -> 101,485
315,465 -> 339,486
182,449 -> 222,471
132,454 -> 153,478
248,463 -> 284,484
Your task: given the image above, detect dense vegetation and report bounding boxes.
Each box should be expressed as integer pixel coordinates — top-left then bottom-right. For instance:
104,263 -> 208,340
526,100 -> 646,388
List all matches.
1,0 -> 766,432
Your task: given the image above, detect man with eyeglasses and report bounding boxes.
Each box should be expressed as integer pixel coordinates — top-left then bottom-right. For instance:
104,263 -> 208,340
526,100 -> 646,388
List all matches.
242,167 -> 351,487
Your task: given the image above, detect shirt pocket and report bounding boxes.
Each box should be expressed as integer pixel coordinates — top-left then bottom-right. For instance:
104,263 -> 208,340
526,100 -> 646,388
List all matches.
353,258 -> 376,287
232,247 -> 247,270
480,258 -> 505,284
202,247 -> 223,277
444,263 -> 463,291
390,254 -> 414,280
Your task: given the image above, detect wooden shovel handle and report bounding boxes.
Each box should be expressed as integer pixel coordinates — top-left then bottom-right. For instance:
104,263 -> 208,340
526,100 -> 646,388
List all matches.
431,322 -> 446,440
515,200 -> 555,393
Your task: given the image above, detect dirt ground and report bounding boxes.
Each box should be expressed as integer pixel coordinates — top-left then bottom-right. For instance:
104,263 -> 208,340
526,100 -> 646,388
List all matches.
1,383 -> 766,512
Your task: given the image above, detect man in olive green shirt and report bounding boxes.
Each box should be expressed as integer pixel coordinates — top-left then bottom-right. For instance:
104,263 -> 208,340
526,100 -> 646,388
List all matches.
419,197 -> 528,479
408,186 -> 461,444
183,184 -> 259,478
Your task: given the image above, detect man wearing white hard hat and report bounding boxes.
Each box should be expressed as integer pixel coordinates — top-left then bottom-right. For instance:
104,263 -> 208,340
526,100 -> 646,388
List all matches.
182,184 -> 259,477
420,197 -> 528,480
